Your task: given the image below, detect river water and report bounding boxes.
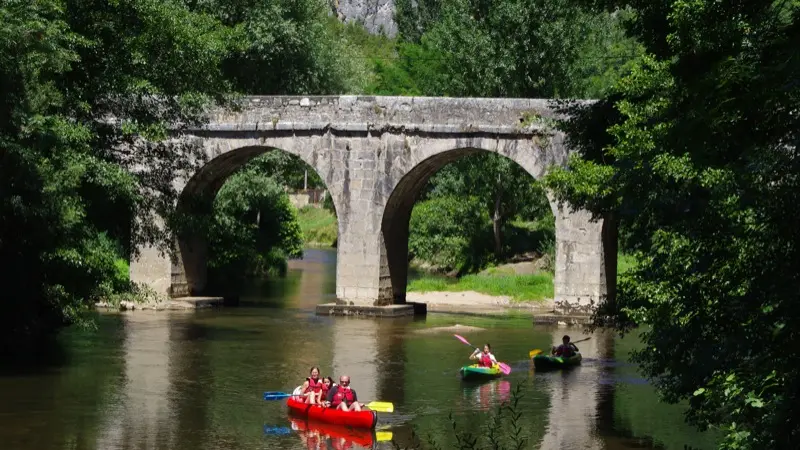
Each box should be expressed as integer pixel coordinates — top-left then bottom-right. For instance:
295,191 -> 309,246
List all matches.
0,249 -> 719,450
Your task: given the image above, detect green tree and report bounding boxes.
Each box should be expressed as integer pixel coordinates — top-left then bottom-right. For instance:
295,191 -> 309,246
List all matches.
425,153 -> 550,259
208,168 -> 303,290
545,1 -> 800,448
394,0 -> 442,43
0,0 -> 236,354
403,0 -> 626,98
408,196 -> 490,274
187,0 -> 368,94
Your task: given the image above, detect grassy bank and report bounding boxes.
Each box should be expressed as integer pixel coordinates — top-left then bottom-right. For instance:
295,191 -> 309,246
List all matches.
408,272 -> 554,302
408,252 -> 639,302
296,206 -> 337,247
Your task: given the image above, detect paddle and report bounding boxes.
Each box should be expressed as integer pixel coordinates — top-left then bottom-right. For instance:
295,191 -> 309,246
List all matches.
453,334 -> 512,375
262,392 -> 395,413
529,337 -> 591,358
376,431 -> 393,441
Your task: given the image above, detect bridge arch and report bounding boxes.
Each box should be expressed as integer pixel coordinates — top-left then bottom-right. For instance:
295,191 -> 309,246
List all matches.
171,142 -> 343,296
378,134 -> 563,304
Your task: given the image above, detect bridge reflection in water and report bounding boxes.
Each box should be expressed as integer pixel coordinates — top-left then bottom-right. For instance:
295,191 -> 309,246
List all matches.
95,313 -> 176,449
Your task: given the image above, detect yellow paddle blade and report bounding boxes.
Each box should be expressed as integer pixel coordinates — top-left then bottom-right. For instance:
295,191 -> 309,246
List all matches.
376,431 -> 393,441
366,401 -> 394,413
529,349 -> 543,358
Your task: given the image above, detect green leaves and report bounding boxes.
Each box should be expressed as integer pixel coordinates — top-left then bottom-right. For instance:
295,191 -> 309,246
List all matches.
206,156 -> 305,290
546,0 -> 800,447
409,195 -> 490,273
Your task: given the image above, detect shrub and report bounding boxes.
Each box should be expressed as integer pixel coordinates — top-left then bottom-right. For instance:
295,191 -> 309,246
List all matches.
409,196 -> 492,274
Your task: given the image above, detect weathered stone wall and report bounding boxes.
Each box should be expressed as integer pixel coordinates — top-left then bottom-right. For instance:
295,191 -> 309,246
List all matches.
129,96 -> 613,309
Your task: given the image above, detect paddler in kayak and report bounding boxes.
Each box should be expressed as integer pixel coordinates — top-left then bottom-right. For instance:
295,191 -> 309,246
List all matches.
300,366 -> 325,404
324,375 -> 366,411
551,335 -> 579,357
321,376 -> 335,402
470,343 -> 499,368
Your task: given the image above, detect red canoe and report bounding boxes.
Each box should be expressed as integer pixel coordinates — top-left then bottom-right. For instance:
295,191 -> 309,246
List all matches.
286,396 -> 377,429
289,417 -> 375,448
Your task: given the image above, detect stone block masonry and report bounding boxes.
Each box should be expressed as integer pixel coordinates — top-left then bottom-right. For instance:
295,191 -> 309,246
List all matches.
129,96 -> 616,312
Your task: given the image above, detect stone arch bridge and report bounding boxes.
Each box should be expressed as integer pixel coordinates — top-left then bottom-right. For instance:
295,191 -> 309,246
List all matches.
130,96 -> 616,310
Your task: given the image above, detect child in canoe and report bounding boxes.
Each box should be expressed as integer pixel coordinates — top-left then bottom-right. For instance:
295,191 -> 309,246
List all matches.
552,335 -> 579,358
470,343 -> 498,368
300,366 -> 325,404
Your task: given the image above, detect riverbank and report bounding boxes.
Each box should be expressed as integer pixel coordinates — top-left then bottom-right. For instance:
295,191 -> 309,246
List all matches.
407,290 -> 555,315
405,253 -> 639,322
408,272 -> 553,302
296,205 -> 337,247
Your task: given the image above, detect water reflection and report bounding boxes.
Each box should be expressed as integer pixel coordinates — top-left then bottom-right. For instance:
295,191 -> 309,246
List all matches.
331,318 -> 379,403
537,330 -> 611,450
289,417 -> 376,450
461,379 -> 511,411
95,313 -> 176,449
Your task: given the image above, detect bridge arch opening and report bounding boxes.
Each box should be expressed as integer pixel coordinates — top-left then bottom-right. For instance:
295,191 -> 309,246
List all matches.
173,145 -> 341,297
380,145 -> 557,305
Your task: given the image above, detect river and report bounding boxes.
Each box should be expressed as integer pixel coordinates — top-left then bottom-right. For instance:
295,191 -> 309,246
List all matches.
0,248 -> 719,450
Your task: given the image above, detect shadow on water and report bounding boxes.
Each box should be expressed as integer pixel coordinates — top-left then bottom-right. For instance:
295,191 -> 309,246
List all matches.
0,311 -> 123,376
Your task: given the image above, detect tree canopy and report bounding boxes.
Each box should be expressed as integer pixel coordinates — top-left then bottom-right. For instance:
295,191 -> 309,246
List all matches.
545,0 -> 800,447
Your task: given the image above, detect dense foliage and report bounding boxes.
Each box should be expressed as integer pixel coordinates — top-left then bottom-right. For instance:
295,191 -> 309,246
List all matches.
377,0 -> 642,273
186,0 -> 366,94
409,196 -> 490,274
0,0 -> 353,353
545,0 -> 800,448
207,165 -> 303,291
425,154 -> 552,258
0,0 -> 234,353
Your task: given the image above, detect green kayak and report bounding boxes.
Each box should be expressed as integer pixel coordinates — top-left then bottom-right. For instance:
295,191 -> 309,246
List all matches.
532,352 -> 582,371
460,364 -> 502,381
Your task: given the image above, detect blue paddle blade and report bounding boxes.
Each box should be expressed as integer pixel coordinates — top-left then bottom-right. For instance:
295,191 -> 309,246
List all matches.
263,392 -> 291,400
263,425 -> 292,435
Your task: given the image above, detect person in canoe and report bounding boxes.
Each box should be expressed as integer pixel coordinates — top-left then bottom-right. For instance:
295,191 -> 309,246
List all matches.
552,335 -> 579,357
300,366 -> 325,404
324,375 -> 366,411
321,376 -> 335,402
470,343 -> 499,368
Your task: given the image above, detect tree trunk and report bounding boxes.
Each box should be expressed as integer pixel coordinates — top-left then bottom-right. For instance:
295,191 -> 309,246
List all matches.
493,193 -> 503,258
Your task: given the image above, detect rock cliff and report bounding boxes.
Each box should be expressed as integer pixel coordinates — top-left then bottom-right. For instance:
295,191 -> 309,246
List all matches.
330,0 -> 397,37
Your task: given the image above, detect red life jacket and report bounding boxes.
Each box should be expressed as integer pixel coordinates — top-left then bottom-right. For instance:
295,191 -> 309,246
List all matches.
479,353 -> 493,367
305,377 -> 323,393
332,387 -> 355,406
